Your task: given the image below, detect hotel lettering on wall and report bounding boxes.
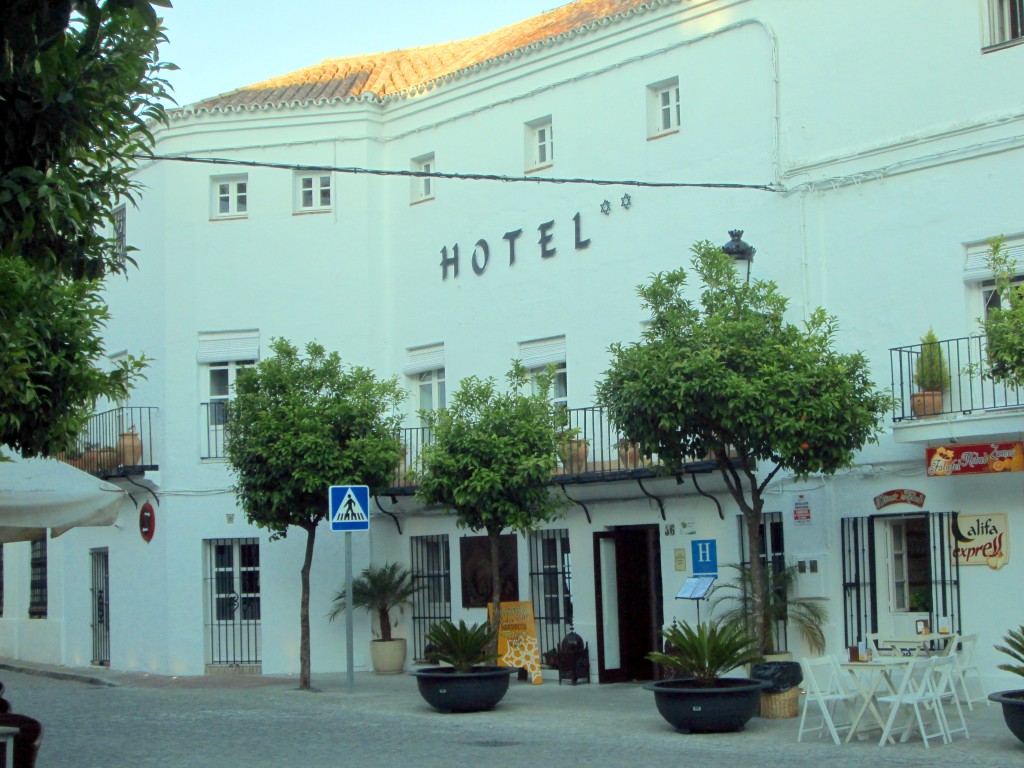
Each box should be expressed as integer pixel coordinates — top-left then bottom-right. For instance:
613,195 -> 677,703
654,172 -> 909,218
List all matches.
925,441 -> 1024,477
439,212 -> 591,280
951,513 -> 1009,569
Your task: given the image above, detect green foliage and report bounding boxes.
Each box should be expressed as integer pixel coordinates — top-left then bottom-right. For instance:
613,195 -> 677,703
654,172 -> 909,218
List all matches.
979,237 -> 1024,389
0,0 -> 173,279
328,562 -> 420,642
914,328 -> 949,392
709,563 -> 828,656
225,339 -> 405,538
0,1 -> 169,457
598,239 -> 890,653
225,339 -> 404,690
646,620 -> 762,687
995,625 -> 1024,678
425,619 -> 499,673
0,255 -> 146,458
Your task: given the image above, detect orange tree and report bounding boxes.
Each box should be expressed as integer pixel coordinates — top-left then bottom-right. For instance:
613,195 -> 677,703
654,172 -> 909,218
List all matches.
597,240 -> 890,654
225,339 -> 404,689
415,362 -> 568,635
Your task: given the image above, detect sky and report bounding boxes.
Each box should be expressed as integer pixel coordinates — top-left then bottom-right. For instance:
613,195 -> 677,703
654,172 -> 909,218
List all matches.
159,1 -> 564,106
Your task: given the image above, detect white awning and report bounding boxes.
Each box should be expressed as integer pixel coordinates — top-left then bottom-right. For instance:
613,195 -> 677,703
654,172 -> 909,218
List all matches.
0,453 -> 126,543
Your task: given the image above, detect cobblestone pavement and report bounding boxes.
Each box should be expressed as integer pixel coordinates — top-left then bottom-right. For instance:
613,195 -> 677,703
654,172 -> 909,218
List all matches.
0,663 -> 1020,768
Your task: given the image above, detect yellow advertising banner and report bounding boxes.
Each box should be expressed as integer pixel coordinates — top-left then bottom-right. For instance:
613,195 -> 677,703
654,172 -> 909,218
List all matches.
951,513 -> 1009,569
488,600 -> 543,685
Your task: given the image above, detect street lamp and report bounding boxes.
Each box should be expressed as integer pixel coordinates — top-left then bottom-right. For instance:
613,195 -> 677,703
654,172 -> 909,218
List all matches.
722,229 -> 755,283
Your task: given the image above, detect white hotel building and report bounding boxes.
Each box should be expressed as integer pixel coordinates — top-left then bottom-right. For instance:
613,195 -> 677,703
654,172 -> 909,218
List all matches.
2,0 -> 1023,692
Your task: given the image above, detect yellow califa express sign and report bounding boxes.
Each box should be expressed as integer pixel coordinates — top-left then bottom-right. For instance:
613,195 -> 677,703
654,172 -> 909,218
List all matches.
488,600 -> 543,685
951,513 -> 1009,569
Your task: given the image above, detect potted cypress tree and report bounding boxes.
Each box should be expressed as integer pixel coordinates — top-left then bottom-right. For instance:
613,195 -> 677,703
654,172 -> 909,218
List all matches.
911,328 -> 948,417
989,624 -> 1024,744
643,620 -> 767,733
328,562 -> 419,674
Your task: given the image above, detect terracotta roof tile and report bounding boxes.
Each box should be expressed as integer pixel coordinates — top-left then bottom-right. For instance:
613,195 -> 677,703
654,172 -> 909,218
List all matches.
187,0 -> 666,113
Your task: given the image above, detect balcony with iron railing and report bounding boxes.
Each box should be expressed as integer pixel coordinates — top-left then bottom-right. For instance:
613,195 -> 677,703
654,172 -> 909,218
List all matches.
889,334 -> 1024,441
55,406 -> 158,478
390,405 -> 722,494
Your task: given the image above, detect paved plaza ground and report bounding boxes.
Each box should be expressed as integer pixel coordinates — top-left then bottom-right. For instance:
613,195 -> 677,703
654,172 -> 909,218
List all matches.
0,661 -> 1020,767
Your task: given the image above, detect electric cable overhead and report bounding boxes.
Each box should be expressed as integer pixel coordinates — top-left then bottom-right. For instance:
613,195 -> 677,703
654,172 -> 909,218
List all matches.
136,154 -> 780,192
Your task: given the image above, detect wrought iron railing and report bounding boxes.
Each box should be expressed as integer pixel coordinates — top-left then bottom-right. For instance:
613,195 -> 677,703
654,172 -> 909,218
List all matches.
889,334 -> 1024,421
56,406 -> 158,477
201,401 -> 229,459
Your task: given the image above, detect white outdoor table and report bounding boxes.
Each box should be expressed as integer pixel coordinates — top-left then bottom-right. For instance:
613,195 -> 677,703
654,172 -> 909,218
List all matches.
878,633 -> 955,657
840,657 -> 914,743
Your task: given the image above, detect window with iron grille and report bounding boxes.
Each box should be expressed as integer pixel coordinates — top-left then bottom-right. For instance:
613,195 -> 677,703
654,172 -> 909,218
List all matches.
203,538 -> 261,666
528,529 -> 573,663
985,0 -> 1024,48
410,534 -> 451,660
112,205 -> 126,258
29,539 -> 47,619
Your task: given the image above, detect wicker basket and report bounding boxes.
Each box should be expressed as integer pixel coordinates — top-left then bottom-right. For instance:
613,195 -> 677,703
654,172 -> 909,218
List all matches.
760,686 -> 800,719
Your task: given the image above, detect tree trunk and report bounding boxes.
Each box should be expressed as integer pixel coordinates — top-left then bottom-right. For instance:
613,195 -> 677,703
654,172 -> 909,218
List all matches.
299,523 -> 317,690
744,503 -> 769,654
378,607 -> 392,642
488,528 -> 502,654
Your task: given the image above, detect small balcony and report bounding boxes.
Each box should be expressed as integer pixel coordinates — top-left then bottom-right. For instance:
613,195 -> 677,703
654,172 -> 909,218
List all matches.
201,401 -> 228,460
389,405 -> 718,494
889,334 -> 1024,442
56,406 -> 158,478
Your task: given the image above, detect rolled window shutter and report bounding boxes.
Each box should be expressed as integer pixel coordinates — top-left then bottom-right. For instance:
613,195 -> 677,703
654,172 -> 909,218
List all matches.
964,239 -> 1024,282
403,344 -> 445,376
197,330 -> 260,363
519,336 -> 565,369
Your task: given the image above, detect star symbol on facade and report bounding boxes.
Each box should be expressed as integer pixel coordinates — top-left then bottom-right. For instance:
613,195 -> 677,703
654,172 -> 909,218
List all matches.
600,200 -> 612,215
620,193 -> 632,210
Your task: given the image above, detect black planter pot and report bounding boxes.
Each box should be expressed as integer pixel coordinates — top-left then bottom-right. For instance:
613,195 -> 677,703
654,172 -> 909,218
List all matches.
643,678 -> 768,733
989,690 -> 1024,744
411,666 -> 515,713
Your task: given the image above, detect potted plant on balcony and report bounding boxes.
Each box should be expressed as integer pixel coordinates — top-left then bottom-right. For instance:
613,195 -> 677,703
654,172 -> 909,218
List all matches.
328,562 -> 419,674
911,327 -> 948,417
989,624 -> 1024,744
643,620 -> 766,733
616,437 -> 645,469
558,428 -> 589,473
410,619 -> 515,713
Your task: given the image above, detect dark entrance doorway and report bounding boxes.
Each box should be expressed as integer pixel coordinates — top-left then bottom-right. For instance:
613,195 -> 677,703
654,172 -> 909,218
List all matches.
593,524 -> 663,683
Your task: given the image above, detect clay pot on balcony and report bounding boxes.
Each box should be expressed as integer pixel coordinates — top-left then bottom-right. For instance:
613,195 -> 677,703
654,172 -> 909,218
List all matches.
910,391 -> 943,417
559,439 -> 589,473
617,440 -> 644,469
117,429 -> 143,466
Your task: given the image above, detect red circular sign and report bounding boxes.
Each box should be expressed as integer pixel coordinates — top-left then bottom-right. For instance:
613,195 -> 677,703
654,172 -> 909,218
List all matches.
139,502 -> 155,542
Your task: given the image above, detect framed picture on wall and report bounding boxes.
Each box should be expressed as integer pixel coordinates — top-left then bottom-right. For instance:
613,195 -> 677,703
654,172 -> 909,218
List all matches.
915,619 -> 930,635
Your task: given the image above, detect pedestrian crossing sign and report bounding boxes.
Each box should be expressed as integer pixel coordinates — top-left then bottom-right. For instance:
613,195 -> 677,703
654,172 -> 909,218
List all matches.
329,485 -> 370,532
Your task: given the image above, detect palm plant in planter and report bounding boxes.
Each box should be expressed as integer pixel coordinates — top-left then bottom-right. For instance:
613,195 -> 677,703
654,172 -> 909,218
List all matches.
328,562 -> 419,674
989,624 -> 1024,744
643,620 -> 767,733
709,563 -> 828,658
411,620 -> 514,713
912,327 -> 949,417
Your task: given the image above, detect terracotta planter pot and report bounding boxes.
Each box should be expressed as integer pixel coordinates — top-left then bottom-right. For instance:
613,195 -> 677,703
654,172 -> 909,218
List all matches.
617,442 -> 645,469
910,391 -> 943,418
117,431 -> 143,466
85,448 -> 117,473
559,439 -> 589,473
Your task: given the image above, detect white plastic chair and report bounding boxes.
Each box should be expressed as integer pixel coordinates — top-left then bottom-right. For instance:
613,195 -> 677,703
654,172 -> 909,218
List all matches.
797,656 -> 859,745
876,656 -> 946,747
930,652 -> 969,742
951,633 -> 988,709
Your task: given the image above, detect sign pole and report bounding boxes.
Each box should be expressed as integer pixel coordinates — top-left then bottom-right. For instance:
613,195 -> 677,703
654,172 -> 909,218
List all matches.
345,530 -> 354,692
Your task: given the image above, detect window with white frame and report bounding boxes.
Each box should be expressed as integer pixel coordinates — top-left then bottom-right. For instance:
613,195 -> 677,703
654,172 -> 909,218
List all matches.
411,153 -> 435,203
198,330 -> 259,458
520,336 -> 567,408
964,235 -> 1024,319
404,343 -> 445,426
647,77 -> 681,137
525,117 -> 554,171
211,174 -> 248,219
984,0 -> 1024,48
294,171 -> 332,213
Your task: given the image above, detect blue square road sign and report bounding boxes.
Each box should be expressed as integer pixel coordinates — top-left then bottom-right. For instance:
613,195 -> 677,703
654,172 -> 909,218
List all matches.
329,485 -> 370,532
